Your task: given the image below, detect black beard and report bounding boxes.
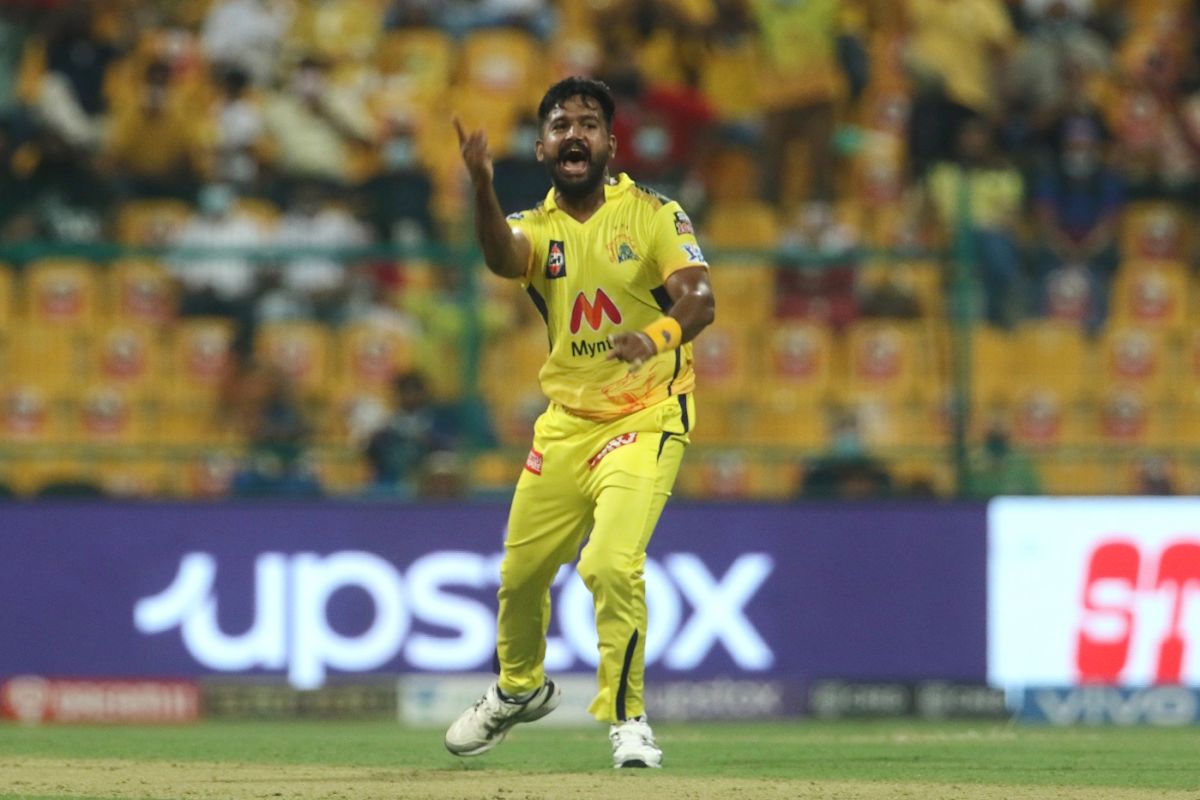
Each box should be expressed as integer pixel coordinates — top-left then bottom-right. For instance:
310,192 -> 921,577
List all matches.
545,153 -> 609,201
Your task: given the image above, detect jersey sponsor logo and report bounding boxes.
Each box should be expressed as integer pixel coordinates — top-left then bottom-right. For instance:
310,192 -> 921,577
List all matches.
588,432 -> 637,470
674,211 -> 694,236
570,338 -> 611,358
569,288 -> 622,333
545,241 -> 567,279
524,448 -> 543,475
680,243 -> 707,264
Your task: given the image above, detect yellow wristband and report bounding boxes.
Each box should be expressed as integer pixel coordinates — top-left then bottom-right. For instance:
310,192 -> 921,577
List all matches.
642,316 -> 683,354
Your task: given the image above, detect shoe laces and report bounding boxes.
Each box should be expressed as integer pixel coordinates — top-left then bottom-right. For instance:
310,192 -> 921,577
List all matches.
611,716 -> 655,747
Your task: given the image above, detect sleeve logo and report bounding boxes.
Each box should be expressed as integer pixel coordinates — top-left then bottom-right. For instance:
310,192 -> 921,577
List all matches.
680,243 -> 707,264
545,240 -> 567,279
524,448 -> 544,475
674,210 -> 694,236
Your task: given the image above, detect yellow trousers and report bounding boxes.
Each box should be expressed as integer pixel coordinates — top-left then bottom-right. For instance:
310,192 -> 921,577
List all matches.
496,393 -> 692,723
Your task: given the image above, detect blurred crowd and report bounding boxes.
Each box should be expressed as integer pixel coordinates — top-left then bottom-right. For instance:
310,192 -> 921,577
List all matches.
0,0 -> 1199,500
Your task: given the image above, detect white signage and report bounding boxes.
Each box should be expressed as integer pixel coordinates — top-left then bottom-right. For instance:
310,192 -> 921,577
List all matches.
135,550 -> 775,689
988,498 -> 1200,690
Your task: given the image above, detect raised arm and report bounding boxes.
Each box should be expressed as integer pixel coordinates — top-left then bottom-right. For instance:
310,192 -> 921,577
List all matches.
607,266 -> 715,370
454,117 -> 531,280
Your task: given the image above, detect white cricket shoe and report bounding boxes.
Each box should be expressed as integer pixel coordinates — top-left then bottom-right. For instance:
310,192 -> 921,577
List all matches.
444,679 -> 561,756
609,716 -> 662,768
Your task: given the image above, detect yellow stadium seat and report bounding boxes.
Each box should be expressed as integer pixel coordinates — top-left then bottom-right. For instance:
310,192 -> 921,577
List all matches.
701,38 -> 760,121
688,396 -> 743,447
7,324 -> 80,394
310,450 -> 369,495
116,198 -> 192,245
289,0 -> 383,62
842,320 -> 932,403
489,389 -> 547,448
1097,326 -> 1175,400
1112,261 -> 1189,332
0,262 -> 13,331
743,397 -> 827,450
1183,329 -> 1200,405
481,323 -> 547,407
1009,386 -> 1089,452
703,202 -> 780,249
94,458 -> 170,498
470,449 -> 522,494
255,321 -> 334,400
968,326 -> 1015,405
708,260 -> 775,321
459,28 -> 539,102
233,197 -> 281,232
762,321 -> 834,404
0,381 -> 68,443
169,317 -> 237,402
376,28 -> 454,96
107,259 -> 178,326
1121,202 -> 1191,261
23,258 -> 100,329
336,321 -> 416,392
1011,321 -> 1092,401
71,383 -> 150,445
88,322 -> 164,399
1091,387 -> 1170,448
676,450 -> 757,500
691,321 -> 751,403
1034,458 -> 1111,495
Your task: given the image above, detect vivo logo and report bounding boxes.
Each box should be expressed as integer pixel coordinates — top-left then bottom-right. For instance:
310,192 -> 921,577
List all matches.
1030,685 -> 1199,726
134,550 -> 775,689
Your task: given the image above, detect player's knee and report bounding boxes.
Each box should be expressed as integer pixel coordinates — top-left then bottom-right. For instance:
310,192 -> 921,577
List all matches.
576,551 -> 640,595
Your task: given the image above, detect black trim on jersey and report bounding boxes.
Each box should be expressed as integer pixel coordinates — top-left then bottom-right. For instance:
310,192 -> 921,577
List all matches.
526,285 -> 549,324
650,285 -> 672,312
678,393 -> 690,432
634,182 -> 674,206
657,432 -> 672,460
665,348 -> 681,396
615,628 -> 640,722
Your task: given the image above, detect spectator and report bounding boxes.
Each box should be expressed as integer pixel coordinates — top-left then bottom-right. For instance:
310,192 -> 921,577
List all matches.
225,356 -> 322,498
262,54 -> 375,187
201,0 -> 292,88
30,3 -> 119,152
102,59 -> 204,198
798,407 -> 894,499
170,183 -> 271,341
1006,0 -> 1111,152
926,118 -> 1025,328
1031,118 -> 1123,333
492,115 -> 550,215
963,417 -> 1042,497
903,0 -> 1016,177
206,65 -> 271,190
364,370 -> 458,495
260,181 -> 369,324
359,121 -> 438,244
775,201 -> 860,330
750,0 -> 851,207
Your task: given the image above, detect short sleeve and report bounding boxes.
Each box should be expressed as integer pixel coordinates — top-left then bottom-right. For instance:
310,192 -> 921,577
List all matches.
505,210 -> 540,285
648,201 -> 708,282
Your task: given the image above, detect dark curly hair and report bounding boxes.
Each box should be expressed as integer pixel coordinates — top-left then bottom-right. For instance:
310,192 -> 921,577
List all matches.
536,76 -> 616,130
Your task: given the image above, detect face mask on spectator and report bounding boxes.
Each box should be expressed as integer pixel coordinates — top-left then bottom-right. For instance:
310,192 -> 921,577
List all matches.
633,125 -> 670,163
384,136 -> 417,170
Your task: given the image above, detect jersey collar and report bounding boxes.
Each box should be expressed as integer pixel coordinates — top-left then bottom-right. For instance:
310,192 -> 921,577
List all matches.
542,172 -> 634,214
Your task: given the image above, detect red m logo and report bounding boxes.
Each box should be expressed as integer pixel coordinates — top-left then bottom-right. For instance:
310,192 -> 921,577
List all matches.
569,289 -> 622,333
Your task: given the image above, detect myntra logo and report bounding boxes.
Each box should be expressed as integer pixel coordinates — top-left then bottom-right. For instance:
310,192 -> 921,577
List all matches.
570,289 -> 621,333
1077,539 -> 1200,684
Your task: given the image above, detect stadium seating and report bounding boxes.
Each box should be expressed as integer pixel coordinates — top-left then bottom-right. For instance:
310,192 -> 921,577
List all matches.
1111,260 -> 1190,333
254,321 -> 334,400
106,260 -> 178,327
23,259 -> 101,330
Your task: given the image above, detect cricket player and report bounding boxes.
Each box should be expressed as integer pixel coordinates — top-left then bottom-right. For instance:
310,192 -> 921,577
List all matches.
445,76 -> 715,768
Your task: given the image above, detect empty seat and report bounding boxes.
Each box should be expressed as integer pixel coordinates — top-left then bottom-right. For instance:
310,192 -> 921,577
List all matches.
23,258 -> 100,329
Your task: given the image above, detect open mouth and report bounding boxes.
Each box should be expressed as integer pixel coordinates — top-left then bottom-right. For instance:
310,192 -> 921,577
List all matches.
558,145 -> 590,177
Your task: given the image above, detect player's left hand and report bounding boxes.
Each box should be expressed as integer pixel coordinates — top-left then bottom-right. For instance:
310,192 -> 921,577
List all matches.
606,331 -> 657,372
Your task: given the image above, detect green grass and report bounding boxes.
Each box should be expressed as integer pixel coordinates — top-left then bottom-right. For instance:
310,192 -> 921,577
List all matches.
1,719 -> 1198,791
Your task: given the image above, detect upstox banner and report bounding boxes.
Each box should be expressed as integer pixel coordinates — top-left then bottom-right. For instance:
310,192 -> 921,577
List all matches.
1,503 -> 986,689
989,498 -> 1200,691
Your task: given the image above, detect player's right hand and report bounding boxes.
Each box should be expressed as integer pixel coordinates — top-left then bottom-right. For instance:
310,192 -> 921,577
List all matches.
453,117 -> 493,186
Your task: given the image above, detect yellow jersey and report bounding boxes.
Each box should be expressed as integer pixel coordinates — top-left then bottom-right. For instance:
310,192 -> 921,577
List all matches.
506,173 -> 708,422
